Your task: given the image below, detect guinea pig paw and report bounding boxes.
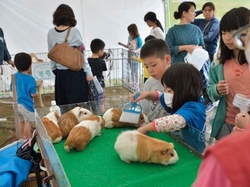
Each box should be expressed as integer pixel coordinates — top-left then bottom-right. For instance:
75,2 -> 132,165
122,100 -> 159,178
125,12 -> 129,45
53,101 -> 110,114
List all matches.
64,146 -> 70,153
123,160 -> 132,164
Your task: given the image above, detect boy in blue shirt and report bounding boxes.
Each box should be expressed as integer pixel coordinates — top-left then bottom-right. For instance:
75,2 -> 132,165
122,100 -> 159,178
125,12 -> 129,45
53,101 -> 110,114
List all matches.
12,53 -> 37,139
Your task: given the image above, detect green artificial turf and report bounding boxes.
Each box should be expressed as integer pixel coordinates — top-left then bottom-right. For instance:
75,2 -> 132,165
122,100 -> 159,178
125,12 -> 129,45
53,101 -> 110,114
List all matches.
54,128 -> 201,187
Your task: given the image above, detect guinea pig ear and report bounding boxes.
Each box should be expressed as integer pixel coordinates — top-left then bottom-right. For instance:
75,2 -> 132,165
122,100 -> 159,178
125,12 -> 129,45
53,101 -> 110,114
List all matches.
161,149 -> 173,156
55,111 -> 60,120
79,110 -> 85,117
139,113 -> 144,120
79,109 -> 91,117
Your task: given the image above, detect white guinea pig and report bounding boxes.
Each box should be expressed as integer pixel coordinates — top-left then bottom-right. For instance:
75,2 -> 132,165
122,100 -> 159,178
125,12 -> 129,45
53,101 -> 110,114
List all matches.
114,130 -> 179,165
41,111 -> 62,143
58,107 -> 93,138
64,115 -> 105,152
103,108 -> 149,128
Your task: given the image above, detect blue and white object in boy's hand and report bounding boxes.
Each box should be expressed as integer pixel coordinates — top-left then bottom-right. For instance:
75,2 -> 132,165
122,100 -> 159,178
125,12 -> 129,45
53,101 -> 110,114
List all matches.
119,92 -> 142,124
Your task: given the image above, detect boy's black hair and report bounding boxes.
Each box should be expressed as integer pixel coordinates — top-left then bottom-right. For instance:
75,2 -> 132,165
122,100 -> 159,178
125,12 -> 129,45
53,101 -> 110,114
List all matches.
53,4 -> 77,27
90,38 -> 105,53
144,35 -> 156,42
219,7 -> 250,65
140,38 -> 170,60
14,52 -> 32,72
161,63 -> 202,113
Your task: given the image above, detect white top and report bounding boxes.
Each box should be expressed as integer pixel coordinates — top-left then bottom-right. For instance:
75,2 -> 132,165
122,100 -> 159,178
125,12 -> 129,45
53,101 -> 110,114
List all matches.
139,77 -> 169,121
150,27 -> 165,40
47,27 -> 93,77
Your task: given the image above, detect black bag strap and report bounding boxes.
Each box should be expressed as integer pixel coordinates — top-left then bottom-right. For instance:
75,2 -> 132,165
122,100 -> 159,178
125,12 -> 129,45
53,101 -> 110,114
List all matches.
30,130 -> 43,187
33,156 -> 43,187
64,27 -> 71,42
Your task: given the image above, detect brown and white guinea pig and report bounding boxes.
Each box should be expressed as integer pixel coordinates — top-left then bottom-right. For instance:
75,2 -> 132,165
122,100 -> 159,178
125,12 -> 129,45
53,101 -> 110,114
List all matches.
58,107 -> 93,138
114,130 -> 179,165
64,115 -> 105,152
41,111 -> 62,143
103,108 -> 149,128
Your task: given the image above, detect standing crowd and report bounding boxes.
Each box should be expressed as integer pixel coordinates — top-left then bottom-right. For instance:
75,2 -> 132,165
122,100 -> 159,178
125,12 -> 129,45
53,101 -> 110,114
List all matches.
1,1 -> 250,186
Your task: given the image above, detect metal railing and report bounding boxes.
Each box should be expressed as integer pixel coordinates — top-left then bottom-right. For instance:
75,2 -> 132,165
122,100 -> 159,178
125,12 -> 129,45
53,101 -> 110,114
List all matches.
0,48 -> 144,99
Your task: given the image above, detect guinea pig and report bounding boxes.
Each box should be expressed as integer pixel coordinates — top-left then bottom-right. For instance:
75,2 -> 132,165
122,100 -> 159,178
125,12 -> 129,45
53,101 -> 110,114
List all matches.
41,111 -> 62,143
64,115 -> 105,152
58,107 -> 93,138
114,130 -> 179,165
103,108 -> 149,128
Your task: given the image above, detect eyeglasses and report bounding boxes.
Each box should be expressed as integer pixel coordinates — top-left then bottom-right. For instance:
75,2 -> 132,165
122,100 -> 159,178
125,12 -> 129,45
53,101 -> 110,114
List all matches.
233,23 -> 250,50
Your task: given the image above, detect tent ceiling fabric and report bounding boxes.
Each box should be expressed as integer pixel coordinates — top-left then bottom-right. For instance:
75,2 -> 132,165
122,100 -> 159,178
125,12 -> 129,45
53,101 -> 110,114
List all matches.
0,0 -> 165,54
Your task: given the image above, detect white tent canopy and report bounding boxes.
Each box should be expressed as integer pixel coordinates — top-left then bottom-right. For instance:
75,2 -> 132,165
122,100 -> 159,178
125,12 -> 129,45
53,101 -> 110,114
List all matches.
0,0 -> 166,55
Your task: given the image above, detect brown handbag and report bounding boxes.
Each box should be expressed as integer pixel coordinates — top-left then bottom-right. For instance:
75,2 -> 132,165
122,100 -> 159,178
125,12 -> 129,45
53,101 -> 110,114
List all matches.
47,27 -> 84,71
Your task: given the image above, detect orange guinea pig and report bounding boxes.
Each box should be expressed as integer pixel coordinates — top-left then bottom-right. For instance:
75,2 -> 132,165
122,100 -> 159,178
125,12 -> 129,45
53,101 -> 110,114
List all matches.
114,130 -> 179,165
58,107 -> 93,138
103,108 -> 149,128
41,111 -> 62,143
64,115 -> 105,152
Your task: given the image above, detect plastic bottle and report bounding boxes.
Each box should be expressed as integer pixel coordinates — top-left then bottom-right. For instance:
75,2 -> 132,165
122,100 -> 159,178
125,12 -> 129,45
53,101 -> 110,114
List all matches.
93,76 -> 104,94
49,100 -> 61,116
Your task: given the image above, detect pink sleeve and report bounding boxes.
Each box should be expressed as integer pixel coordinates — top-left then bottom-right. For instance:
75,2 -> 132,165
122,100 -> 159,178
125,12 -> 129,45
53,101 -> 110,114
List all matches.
152,120 -> 157,131
192,153 -> 232,187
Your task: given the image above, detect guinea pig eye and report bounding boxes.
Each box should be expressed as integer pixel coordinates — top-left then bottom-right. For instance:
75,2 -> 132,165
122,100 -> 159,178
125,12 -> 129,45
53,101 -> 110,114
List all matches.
170,153 -> 174,157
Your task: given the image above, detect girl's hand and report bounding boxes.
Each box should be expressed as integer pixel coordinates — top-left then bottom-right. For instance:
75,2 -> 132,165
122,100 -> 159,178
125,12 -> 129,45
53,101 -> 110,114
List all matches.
137,126 -> 148,134
216,80 -> 229,95
131,56 -> 137,61
186,45 -> 197,54
130,91 -> 149,102
235,112 -> 250,129
232,126 -> 244,133
130,91 -> 160,102
137,122 -> 154,134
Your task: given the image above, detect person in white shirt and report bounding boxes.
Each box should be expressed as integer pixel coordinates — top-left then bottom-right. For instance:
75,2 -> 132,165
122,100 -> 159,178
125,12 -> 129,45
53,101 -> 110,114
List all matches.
144,12 -> 165,40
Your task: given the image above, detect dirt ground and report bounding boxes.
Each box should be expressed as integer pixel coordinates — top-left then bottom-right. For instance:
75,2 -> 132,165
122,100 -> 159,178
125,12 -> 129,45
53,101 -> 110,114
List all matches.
0,87 -> 131,148
0,93 -> 53,148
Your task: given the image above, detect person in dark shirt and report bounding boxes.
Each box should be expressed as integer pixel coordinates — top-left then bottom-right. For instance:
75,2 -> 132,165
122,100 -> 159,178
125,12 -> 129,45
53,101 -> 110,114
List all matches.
88,38 -> 107,113
0,27 -> 14,67
193,2 -> 220,62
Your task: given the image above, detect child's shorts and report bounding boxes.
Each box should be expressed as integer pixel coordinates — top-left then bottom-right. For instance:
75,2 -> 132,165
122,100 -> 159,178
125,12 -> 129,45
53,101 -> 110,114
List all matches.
17,104 -> 35,122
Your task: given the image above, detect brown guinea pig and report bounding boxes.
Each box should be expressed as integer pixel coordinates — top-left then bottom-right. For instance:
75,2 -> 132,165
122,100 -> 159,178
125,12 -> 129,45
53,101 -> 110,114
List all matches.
64,115 -> 105,152
58,107 -> 93,138
103,108 -> 149,128
41,111 -> 62,143
114,130 -> 179,165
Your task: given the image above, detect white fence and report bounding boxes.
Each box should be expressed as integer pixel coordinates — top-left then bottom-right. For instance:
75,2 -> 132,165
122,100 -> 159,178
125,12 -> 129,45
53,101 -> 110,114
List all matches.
0,48 -> 144,98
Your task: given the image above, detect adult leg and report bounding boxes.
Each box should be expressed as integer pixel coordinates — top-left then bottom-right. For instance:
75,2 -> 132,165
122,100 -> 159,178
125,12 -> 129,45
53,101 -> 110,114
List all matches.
54,69 -> 68,106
